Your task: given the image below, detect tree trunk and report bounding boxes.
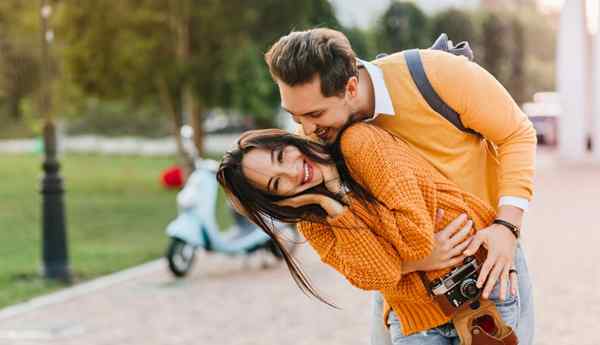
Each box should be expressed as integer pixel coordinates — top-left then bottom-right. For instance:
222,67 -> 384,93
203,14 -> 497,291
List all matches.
156,77 -> 193,177
173,0 -> 204,157
184,85 -> 204,157
8,93 -> 22,120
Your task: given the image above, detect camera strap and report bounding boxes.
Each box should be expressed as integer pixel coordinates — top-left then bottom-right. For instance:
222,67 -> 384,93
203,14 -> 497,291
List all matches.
417,271 -> 434,296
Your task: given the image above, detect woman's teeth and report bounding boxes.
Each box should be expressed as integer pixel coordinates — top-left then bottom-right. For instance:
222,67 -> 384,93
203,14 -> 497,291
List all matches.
303,162 -> 309,184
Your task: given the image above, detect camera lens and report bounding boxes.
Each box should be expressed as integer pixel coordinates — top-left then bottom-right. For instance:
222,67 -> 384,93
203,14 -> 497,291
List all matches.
460,279 -> 480,299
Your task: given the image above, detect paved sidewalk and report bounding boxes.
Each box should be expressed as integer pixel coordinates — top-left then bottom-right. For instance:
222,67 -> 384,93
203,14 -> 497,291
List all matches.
0,247 -> 371,345
0,150 -> 599,345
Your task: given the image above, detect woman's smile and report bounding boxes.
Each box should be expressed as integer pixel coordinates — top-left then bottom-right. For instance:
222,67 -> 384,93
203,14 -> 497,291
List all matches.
301,159 -> 314,185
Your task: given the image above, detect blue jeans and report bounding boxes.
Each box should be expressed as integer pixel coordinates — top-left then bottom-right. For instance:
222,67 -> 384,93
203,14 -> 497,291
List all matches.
370,243 -> 535,345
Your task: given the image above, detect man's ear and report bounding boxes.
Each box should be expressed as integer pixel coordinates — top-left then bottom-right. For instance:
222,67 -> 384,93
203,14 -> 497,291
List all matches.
345,76 -> 359,99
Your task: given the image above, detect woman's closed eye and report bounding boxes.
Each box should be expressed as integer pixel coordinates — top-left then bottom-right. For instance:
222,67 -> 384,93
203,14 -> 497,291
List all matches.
269,148 -> 284,193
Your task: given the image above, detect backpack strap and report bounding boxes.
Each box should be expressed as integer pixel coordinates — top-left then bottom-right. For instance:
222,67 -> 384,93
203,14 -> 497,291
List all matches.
404,49 -> 481,137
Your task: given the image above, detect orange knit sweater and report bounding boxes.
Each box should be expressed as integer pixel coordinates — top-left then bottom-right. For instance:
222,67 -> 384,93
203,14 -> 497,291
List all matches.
297,123 -> 497,336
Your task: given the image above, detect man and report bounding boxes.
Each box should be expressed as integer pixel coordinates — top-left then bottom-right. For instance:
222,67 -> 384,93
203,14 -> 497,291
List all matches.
264,28 -> 535,345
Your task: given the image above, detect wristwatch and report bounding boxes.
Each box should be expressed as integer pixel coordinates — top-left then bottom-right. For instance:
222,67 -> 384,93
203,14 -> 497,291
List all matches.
493,219 -> 520,239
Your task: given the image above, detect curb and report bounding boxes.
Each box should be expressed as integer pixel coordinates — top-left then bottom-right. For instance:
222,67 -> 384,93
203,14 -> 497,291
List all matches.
0,258 -> 165,321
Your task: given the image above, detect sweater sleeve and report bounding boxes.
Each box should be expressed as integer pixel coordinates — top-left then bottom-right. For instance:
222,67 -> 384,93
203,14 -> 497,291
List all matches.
422,50 -> 536,201
297,206 -> 405,292
340,124 -> 435,261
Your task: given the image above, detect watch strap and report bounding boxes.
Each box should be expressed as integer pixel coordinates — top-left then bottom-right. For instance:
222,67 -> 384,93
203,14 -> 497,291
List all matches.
493,219 -> 520,239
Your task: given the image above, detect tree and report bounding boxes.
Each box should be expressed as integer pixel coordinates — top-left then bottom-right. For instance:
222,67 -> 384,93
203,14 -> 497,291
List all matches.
430,8 -> 480,54
0,1 -> 42,121
509,16 -> 526,104
480,12 -> 512,87
57,0 -> 335,160
375,1 -> 429,53
343,26 -> 375,59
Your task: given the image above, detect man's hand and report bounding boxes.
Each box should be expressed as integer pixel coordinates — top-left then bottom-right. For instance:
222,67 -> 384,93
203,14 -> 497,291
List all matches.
406,210 -> 473,273
462,205 -> 522,301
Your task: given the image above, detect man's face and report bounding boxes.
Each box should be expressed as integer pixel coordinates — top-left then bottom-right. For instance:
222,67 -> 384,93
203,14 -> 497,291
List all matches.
278,75 -> 355,143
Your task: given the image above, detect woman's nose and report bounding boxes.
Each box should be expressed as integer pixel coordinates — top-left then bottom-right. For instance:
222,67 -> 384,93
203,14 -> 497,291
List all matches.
278,152 -> 300,180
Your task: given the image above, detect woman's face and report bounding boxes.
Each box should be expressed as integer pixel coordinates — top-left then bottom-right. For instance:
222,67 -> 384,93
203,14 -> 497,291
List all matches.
241,145 -> 325,197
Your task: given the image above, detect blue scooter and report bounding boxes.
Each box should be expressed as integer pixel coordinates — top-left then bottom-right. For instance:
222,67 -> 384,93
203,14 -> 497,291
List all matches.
165,129 -> 299,277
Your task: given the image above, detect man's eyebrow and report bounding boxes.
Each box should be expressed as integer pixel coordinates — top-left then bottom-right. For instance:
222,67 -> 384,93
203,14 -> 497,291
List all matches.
281,106 -> 322,117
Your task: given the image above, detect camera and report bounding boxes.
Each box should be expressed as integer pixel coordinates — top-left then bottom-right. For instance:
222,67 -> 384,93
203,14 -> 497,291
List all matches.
430,256 -> 481,308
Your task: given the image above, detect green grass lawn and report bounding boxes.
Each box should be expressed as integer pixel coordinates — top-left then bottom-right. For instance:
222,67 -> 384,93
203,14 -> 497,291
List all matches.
0,153 -> 232,308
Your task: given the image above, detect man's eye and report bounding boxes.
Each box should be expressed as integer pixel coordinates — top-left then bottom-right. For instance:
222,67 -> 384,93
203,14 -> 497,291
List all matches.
310,112 -> 322,118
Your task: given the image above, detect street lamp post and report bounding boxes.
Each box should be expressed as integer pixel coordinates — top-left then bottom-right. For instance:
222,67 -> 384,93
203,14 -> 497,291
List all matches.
40,0 -> 71,282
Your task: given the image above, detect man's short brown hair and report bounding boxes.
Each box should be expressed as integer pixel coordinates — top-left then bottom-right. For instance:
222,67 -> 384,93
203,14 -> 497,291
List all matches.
265,28 -> 357,97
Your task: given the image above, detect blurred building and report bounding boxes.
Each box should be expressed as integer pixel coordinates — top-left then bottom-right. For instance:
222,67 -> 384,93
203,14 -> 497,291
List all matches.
556,0 -> 600,159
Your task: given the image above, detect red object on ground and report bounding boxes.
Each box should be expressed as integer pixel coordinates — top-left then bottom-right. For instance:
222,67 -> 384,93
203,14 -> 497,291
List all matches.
160,165 -> 184,189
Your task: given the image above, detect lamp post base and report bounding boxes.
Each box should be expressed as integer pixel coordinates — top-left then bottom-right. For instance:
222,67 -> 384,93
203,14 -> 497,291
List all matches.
41,154 -> 71,283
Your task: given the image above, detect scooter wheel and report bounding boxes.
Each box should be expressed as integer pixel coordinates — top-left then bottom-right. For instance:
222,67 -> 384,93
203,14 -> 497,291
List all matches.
166,238 -> 196,277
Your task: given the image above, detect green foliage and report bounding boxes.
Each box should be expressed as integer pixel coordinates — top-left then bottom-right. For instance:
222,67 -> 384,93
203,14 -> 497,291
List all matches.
508,16 -> 527,103
375,1 -> 430,53
221,43 -> 279,127
0,0 -> 559,138
64,98 -> 171,137
0,1 -> 42,121
481,12 -> 513,84
343,26 -> 376,59
56,1 -> 172,101
430,8 -> 481,50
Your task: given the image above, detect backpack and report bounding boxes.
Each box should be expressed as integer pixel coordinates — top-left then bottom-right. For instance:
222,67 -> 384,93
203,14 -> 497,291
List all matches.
377,33 -> 481,137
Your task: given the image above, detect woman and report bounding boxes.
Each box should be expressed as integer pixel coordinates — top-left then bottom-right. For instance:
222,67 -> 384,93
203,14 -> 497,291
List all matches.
217,122 -> 520,343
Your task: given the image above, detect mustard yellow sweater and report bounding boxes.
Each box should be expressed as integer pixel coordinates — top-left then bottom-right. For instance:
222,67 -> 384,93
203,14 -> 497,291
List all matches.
297,123 -> 496,335
371,49 -> 536,207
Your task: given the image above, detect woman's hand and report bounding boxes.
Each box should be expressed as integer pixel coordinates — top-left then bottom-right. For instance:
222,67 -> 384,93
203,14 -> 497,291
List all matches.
316,162 -> 345,195
275,193 -> 347,218
406,210 -> 474,272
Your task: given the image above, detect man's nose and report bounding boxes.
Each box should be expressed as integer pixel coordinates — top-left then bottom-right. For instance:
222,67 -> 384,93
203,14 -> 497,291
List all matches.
302,121 -> 317,136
